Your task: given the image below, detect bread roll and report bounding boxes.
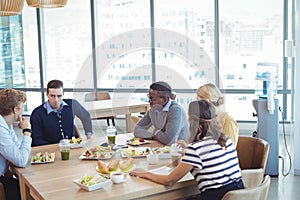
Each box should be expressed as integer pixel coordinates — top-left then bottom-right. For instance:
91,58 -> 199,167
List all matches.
97,160 -> 109,174
108,158 -> 120,171
119,158 -> 134,170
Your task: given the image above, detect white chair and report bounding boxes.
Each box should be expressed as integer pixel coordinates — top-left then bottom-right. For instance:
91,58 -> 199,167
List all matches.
222,175 -> 271,200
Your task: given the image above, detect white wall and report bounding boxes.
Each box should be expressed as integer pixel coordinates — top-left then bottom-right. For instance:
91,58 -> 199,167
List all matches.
294,0 -> 300,175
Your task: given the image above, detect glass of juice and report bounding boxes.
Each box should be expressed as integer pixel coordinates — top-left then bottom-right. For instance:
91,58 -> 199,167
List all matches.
106,126 -> 117,144
59,139 -> 71,160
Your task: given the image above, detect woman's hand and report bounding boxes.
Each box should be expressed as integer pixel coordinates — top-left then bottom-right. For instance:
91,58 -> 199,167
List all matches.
129,168 -> 148,178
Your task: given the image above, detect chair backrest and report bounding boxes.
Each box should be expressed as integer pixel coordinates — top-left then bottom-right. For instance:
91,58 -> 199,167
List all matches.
85,92 -> 111,102
222,175 -> 271,200
241,168 -> 264,189
236,136 -> 269,170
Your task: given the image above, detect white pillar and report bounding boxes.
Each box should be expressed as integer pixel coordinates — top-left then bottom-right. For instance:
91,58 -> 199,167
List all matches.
294,0 -> 300,175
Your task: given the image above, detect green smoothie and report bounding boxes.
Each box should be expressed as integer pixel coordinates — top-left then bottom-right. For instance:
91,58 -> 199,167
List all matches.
107,135 -> 116,144
61,150 -> 70,160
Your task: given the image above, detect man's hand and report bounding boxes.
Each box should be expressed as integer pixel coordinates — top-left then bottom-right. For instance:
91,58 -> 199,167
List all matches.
18,117 -> 31,130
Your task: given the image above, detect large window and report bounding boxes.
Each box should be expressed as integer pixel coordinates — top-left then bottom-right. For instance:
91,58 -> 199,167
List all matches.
96,0 -> 151,91
43,2 -> 92,88
0,0 -> 294,123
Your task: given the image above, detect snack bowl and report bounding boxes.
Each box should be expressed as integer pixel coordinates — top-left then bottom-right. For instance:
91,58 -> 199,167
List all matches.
73,174 -> 111,192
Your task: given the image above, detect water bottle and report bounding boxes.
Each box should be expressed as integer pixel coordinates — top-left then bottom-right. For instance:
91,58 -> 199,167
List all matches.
255,62 -> 278,98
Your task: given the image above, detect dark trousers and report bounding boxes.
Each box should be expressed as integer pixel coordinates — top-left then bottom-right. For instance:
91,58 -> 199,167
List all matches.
199,179 -> 244,200
0,176 -> 21,200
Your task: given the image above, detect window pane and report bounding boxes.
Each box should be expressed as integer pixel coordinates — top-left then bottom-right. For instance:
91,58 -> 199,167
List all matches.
96,0 -> 151,89
219,0 -> 283,91
43,2 -> 93,88
0,15 -> 25,88
23,6 -> 40,88
154,0 -> 215,89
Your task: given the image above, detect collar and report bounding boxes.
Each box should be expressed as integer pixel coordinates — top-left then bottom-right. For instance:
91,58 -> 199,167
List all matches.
162,98 -> 172,112
43,100 -> 68,115
0,115 -> 10,130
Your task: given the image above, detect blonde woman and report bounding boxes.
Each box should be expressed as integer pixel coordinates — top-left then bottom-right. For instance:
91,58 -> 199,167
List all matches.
196,83 -> 239,147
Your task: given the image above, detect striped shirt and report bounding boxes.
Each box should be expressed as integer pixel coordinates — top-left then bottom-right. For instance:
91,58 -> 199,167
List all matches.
181,137 -> 242,193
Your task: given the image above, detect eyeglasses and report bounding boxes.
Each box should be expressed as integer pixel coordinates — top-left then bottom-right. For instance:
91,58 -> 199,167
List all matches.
147,94 -> 164,102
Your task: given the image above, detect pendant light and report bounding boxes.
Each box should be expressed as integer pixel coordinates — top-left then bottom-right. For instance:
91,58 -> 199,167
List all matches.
0,0 -> 24,16
26,0 -> 68,8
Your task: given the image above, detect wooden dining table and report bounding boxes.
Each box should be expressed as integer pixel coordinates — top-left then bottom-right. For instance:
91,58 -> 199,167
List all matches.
13,133 -> 199,200
83,100 -> 149,132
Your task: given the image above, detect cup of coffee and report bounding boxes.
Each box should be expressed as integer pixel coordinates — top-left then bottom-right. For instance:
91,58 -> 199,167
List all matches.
59,139 -> 71,160
147,154 -> 159,165
110,172 -> 127,184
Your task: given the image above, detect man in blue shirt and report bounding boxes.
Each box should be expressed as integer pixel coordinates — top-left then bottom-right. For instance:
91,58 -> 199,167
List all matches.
30,80 -> 93,146
0,88 -> 32,200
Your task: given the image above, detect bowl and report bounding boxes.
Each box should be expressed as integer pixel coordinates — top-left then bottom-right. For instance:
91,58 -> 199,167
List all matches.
73,176 -> 111,191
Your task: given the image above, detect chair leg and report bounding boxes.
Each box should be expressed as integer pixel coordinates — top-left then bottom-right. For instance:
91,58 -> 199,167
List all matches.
0,182 -> 6,200
106,119 -> 110,126
112,118 -> 115,126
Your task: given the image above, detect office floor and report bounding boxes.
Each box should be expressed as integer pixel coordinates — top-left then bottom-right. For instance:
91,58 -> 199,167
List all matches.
16,117 -> 300,200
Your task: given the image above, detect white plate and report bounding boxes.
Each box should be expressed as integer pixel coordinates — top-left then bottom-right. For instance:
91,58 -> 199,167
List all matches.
121,147 -> 152,158
73,177 -> 111,192
31,152 -> 55,164
158,153 -> 171,159
70,142 -> 84,149
126,138 -> 149,146
79,146 -> 116,160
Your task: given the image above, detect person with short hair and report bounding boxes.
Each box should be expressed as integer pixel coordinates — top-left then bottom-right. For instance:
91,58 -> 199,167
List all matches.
130,100 -> 244,200
133,81 -> 189,145
0,88 -> 32,200
30,79 -> 93,146
196,83 -> 239,147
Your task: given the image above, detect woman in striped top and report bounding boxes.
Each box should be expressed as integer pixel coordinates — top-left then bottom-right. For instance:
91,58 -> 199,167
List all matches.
130,100 -> 244,200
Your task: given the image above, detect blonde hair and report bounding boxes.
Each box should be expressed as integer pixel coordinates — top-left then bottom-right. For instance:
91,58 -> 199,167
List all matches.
196,83 -> 224,107
0,88 -> 26,116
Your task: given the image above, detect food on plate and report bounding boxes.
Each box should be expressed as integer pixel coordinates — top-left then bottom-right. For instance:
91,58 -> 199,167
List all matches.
79,174 -> 110,186
31,152 -> 55,163
108,158 -> 120,171
97,158 -> 135,174
70,137 -> 83,144
152,146 -> 171,154
121,147 -> 151,157
126,137 -> 147,145
83,146 -> 115,159
97,160 -> 109,174
119,158 -> 134,170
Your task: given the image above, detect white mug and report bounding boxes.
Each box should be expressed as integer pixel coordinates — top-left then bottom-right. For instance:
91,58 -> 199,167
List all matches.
110,172 -> 127,184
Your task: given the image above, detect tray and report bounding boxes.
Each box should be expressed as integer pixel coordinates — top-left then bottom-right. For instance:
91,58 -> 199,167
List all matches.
121,147 -> 152,158
31,152 -> 55,164
79,146 -> 116,160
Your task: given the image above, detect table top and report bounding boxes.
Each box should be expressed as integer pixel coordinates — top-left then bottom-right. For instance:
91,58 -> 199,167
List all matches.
14,134 -> 197,200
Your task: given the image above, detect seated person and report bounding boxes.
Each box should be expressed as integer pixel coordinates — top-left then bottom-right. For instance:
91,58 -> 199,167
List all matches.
196,83 -> 239,147
0,89 -> 32,200
30,80 -> 93,146
133,81 -> 188,145
130,100 -> 244,200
